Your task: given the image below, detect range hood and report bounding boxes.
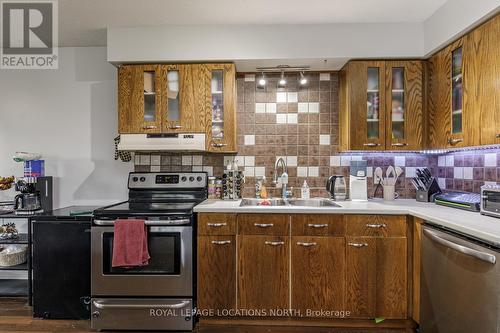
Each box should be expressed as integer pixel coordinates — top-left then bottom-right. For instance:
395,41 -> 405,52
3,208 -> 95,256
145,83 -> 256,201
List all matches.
118,134 -> 206,151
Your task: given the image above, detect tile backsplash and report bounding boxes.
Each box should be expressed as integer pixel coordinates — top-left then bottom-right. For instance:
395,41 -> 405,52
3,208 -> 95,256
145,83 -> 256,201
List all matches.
134,72 -> 499,198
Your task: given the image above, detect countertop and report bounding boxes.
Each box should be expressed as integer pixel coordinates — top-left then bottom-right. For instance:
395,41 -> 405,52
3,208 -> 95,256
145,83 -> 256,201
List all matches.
1,206 -> 100,221
194,199 -> 500,247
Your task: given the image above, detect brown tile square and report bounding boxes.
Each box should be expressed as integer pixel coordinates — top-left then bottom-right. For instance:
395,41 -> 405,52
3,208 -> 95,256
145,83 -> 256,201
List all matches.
265,124 -> 277,135
319,91 -> 331,103
255,114 -> 267,124
287,125 -> 298,134
320,124 -> 330,134
309,146 -> 320,156
298,155 -> 308,165
298,145 -> 309,156
277,103 -> 287,113
473,181 -> 484,193
308,91 -> 319,102
255,91 -> 267,103
308,114 -> 319,123
298,114 -> 308,123
473,167 -> 484,180
237,103 -> 244,113
244,103 -> 255,113
171,156 -> 182,165
244,91 -> 255,104
298,91 -> 308,102
288,103 -> 298,113
160,155 -> 171,165
319,146 -> 331,156
276,124 -> 287,135
287,135 -> 298,145
267,92 -> 277,102
276,135 -> 286,145
298,124 -> 308,134
265,114 -> 276,123
309,135 -> 320,145
474,155 -> 484,167
485,167 -> 497,181
320,114 -> 331,124
319,80 -> 331,91
286,145 -> 298,156
463,154 -> 474,167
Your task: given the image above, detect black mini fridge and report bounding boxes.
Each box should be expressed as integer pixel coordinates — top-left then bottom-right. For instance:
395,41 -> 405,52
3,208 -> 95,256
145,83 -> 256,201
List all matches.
32,209 -> 93,319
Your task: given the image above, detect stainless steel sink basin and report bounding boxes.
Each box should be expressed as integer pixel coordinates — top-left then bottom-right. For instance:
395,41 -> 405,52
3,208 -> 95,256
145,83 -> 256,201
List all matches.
239,198 -> 341,208
239,198 -> 287,206
287,198 -> 342,207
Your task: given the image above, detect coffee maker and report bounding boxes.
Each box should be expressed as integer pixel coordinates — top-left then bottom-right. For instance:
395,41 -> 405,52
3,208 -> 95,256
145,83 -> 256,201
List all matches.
14,177 -> 53,215
349,161 -> 368,201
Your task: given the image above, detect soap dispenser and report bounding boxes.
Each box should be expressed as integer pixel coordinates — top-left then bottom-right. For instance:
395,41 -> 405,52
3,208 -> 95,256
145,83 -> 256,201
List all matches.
301,180 -> 310,199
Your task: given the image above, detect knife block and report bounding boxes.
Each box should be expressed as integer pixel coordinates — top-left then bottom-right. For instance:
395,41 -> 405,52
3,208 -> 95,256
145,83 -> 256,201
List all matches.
416,177 -> 442,202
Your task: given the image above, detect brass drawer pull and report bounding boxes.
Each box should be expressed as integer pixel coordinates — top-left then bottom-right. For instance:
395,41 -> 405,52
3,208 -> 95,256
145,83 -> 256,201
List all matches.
297,242 -> 317,247
169,125 -> 182,129
496,134 -> 500,139
254,223 -> 273,228
265,241 -> 284,246
448,138 -> 463,145
366,223 -> 387,228
211,240 -> 231,245
142,125 -> 157,130
212,143 -> 227,148
207,223 -> 227,227
307,223 -> 328,228
363,143 -> 380,147
348,242 -> 368,248
391,143 -> 408,147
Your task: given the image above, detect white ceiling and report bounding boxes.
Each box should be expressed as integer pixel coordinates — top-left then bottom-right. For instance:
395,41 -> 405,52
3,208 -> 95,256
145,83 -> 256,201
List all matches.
59,0 -> 448,46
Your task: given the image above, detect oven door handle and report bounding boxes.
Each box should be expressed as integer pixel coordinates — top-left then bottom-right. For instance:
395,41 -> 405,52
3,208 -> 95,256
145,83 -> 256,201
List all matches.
92,300 -> 190,309
93,219 -> 190,226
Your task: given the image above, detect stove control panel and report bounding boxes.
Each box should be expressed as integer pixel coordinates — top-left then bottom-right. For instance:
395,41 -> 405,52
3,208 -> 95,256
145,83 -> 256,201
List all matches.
128,172 -> 207,189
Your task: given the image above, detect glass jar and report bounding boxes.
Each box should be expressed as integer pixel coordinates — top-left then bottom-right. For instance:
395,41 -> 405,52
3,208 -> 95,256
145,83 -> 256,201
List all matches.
208,177 -> 217,199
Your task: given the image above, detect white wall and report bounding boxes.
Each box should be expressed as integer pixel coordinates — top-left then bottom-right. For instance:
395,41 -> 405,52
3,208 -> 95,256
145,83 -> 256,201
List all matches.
0,47 -> 132,208
423,0 -> 500,55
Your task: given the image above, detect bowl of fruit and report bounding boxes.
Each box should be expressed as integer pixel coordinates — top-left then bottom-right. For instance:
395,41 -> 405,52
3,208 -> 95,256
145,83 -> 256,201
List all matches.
0,176 -> 14,191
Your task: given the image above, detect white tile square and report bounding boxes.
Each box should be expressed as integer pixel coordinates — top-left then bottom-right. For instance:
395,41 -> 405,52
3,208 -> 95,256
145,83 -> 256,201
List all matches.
255,103 -> 266,113
287,92 -> 298,103
192,155 -> 203,166
234,156 -> 245,168
351,155 -> 363,161
287,114 -> 298,124
276,114 -> 287,124
454,167 -> 463,179
405,167 -> 416,178
255,167 -> 266,177
223,155 -> 235,167
202,166 -> 214,176
485,153 -> 497,167
286,156 -> 297,167
319,135 -> 330,145
298,103 -> 308,113
276,92 -> 287,103
340,155 -> 352,166
463,167 -> 473,180
151,165 -> 161,172
244,74 -> 255,82
134,154 -> 141,165
308,102 -> 319,113
367,167 -> 373,178
330,156 -> 341,166
319,73 -> 330,81
308,167 -> 319,177
244,156 -> 255,167
297,167 -> 308,177
150,155 -> 161,165
244,135 -> 255,145
446,155 -> 454,167
438,178 -> 446,189
139,155 -> 150,166
192,166 -> 203,172
394,156 -> 406,167
265,103 -> 276,114
244,166 -> 255,177
182,155 -> 192,166
438,155 -> 446,167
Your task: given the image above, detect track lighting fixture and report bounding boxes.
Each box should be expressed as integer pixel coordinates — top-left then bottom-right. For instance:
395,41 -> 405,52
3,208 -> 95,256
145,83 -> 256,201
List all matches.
258,72 -> 266,86
279,71 -> 286,86
300,72 -> 308,85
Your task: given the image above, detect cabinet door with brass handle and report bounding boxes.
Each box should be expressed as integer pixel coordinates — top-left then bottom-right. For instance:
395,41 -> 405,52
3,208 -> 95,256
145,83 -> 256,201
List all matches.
291,236 -> 345,314
197,236 -> 236,313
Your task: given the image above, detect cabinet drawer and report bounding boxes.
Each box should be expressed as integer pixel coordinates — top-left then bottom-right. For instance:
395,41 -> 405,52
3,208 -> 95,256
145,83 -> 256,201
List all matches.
198,214 -> 236,235
346,215 -> 406,237
237,214 -> 289,235
291,215 -> 345,236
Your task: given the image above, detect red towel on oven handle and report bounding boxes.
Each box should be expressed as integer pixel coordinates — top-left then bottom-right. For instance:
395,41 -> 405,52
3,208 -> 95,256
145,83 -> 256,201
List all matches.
112,219 -> 151,268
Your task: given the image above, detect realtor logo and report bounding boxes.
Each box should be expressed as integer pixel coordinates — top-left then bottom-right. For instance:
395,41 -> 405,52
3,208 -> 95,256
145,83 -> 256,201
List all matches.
1,0 -> 58,69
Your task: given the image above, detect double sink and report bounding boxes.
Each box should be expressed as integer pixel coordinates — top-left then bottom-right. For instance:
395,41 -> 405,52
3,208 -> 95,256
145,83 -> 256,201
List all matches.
240,198 -> 342,208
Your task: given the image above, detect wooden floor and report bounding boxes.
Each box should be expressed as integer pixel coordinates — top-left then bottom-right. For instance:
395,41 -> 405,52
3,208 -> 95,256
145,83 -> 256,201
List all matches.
0,298 -> 414,333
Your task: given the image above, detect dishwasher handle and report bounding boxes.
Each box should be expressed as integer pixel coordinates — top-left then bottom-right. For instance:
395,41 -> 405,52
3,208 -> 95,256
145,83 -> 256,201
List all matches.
424,229 -> 496,265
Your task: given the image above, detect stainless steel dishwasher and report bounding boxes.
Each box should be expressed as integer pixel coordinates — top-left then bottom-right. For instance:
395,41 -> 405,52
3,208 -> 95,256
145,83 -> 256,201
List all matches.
421,224 -> 500,333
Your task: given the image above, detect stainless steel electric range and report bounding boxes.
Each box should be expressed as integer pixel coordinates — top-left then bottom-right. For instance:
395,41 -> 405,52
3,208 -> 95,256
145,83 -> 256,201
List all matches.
91,172 -> 207,331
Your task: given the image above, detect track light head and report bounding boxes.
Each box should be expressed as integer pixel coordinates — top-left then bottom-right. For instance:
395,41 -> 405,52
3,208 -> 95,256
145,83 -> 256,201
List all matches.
279,71 -> 286,86
258,72 -> 266,86
300,72 -> 308,85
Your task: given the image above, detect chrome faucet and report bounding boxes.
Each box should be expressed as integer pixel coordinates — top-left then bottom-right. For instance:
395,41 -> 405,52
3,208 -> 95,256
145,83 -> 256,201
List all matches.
273,157 -> 291,199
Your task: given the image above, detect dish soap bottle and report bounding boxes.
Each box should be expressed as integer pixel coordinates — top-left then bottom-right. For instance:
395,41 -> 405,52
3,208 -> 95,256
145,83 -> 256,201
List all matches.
301,180 -> 310,199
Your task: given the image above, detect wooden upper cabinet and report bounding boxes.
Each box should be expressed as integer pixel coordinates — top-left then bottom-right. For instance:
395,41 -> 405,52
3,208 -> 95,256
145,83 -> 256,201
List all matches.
464,15 -> 500,146
160,64 -> 205,133
340,60 -> 423,151
118,65 -> 162,134
205,63 -> 237,152
340,61 -> 386,151
385,61 -> 423,150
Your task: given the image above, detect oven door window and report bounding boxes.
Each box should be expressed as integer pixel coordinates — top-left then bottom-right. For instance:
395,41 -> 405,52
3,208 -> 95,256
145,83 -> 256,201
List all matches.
484,191 -> 500,213
102,231 -> 181,275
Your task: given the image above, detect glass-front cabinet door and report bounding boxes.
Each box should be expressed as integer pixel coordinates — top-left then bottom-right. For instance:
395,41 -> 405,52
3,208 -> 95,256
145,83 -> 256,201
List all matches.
385,61 -> 423,150
205,63 -> 237,152
448,42 -> 466,147
349,61 -> 386,150
118,65 -> 162,134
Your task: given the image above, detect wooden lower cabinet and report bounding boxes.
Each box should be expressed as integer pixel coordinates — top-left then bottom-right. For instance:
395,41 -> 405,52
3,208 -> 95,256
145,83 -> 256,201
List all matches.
346,236 -> 408,319
237,235 -> 289,310
291,236 -> 345,314
197,236 -> 236,312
